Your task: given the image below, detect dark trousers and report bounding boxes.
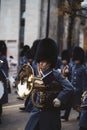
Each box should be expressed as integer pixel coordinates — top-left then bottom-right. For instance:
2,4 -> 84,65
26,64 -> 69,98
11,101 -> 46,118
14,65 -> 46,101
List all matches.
63,106 -> 71,120
25,95 -> 30,107
24,94 -> 33,112
34,122 -> 39,130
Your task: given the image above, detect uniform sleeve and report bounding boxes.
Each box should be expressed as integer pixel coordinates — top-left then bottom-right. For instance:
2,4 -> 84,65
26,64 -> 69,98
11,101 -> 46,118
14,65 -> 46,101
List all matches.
82,67 -> 87,91
54,70 -> 74,105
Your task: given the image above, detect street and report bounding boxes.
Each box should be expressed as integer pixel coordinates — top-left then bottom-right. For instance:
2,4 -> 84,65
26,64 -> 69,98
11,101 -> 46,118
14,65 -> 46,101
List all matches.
0,87 -> 79,130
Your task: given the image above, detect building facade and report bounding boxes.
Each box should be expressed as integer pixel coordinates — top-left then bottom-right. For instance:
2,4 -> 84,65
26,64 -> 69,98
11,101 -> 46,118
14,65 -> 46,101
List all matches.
0,0 -> 41,63
0,0 -> 86,64
0,0 -> 20,62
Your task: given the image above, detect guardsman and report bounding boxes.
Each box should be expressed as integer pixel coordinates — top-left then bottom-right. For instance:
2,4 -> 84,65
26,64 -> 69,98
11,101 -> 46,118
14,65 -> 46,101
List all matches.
25,38 -> 74,130
0,41 -> 8,124
79,93 -> 87,130
61,46 -> 86,121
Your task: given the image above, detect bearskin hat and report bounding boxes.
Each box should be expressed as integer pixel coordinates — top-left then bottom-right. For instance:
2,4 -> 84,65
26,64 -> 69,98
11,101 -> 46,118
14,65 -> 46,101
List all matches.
30,39 -> 41,59
35,38 -> 58,68
20,45 -> 30,57
72,46 -> 85,64
61,49 -> 70,63
0,41 -> 7,55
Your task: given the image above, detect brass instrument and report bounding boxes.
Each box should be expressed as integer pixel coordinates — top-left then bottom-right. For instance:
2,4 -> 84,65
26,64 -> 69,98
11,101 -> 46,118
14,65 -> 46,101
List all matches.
31,71 -> 62,109
15,64 -> 62,109
15,64 -> 34,99
81,91 -> 87,109
75,91 -> 87,112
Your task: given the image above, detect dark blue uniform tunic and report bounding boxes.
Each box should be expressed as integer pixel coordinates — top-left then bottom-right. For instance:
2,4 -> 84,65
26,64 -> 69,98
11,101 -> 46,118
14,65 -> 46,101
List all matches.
25,69 -> 74,130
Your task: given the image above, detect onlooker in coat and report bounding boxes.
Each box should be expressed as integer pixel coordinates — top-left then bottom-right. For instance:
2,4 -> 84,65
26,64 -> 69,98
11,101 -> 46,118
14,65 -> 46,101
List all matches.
24,38 -> 74,130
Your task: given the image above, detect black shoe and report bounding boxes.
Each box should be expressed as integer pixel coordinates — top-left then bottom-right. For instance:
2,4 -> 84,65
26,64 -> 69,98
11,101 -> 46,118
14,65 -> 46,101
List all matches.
61,116 -> 68,121
19,107 -> 25,111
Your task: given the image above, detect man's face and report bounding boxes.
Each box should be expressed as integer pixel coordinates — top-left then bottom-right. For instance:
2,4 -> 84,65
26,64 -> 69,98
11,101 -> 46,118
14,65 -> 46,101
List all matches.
74,60 -> 80,64
38,61 -> 51,71
62,60 -> 68,65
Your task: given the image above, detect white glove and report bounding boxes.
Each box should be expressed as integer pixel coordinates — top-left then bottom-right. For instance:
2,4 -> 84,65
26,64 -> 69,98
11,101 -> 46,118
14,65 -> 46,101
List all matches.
53,98 -> 61,107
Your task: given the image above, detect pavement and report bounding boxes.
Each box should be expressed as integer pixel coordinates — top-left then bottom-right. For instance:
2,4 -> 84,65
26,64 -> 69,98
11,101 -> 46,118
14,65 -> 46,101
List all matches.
0,87 -> 80,130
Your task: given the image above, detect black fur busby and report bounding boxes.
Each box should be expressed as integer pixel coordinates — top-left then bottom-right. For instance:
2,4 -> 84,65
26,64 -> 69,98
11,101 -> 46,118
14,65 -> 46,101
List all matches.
72,46 -> 85,64
35,38 -> 58,68
20,45 -> 30,57
0,41 -> 7,55
30,39 -> 41,59
61,49 -> 70,63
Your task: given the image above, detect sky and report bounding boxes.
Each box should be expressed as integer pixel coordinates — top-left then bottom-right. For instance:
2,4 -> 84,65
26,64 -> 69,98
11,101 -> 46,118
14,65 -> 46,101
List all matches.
81,0 -> 87,8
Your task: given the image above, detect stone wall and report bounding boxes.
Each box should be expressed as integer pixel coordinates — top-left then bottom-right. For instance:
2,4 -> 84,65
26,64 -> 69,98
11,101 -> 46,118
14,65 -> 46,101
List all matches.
0,0 -> 20,62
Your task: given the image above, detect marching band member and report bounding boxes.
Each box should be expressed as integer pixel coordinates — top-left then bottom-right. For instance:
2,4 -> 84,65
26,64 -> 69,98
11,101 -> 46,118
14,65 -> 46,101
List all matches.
79,92 -> 87,130
79,67 -> 87,130
60,49 -> 72,121
24,38 -> 74,130
60,49 -> 71,79
62,47 -> 87,121
0,41 -> 8,124
71,47 -> 86,120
